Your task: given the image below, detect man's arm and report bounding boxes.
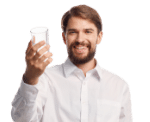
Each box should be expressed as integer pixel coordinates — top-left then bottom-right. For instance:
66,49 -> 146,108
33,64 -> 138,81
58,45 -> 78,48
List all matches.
11,74 -> 49,122
119,83 -> 133,122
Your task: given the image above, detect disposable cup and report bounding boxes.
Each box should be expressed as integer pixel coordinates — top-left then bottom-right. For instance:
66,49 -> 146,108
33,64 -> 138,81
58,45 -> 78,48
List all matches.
30,26 -> 50,61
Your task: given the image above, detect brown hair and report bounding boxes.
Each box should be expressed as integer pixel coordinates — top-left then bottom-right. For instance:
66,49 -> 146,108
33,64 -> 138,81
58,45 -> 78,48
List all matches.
61,5 -> 102,34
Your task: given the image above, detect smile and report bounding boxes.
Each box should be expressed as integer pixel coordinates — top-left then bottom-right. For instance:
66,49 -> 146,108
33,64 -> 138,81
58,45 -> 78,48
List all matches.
76,46 -> 86,49
74,45 -> 89,49
73,46 -> 88,54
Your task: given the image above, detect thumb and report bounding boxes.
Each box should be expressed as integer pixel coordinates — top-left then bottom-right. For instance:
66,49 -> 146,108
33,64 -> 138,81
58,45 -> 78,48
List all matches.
26,40 -> 32,54
32,36 -> 35,45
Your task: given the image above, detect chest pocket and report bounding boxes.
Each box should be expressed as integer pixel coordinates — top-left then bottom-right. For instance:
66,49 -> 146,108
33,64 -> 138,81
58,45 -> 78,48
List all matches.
96,99 -> 121,122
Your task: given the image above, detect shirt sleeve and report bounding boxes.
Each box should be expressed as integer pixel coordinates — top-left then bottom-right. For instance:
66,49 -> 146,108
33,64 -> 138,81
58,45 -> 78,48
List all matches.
11,72 -> 49,122
119,83 -> 133,122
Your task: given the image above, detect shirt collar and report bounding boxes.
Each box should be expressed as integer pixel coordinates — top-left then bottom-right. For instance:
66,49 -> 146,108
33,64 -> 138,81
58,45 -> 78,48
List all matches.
63,57 -> 78,78
92,59 -> 102,81
63,57 -> 102,81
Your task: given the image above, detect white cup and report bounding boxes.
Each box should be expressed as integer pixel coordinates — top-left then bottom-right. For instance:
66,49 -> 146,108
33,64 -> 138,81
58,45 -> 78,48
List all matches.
30,27 -> 49,52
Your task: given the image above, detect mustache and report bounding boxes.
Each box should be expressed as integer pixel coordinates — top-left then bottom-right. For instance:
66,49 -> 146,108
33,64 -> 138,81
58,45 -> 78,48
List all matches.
73,41 -> 90,47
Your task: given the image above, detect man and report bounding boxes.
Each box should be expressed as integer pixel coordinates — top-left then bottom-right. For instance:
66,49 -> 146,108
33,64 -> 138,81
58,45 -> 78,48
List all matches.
11,5 -> 132,122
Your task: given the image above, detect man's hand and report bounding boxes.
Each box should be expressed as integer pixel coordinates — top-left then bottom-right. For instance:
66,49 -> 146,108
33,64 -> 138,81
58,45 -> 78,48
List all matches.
23,38 -> 53,85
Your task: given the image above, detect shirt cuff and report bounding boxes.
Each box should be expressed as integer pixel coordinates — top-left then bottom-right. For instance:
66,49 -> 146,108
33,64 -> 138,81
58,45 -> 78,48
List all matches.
18,79 -> 39,102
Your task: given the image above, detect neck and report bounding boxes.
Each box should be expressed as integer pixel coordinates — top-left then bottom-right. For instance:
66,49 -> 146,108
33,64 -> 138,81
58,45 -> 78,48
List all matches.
75,58 -> 96,77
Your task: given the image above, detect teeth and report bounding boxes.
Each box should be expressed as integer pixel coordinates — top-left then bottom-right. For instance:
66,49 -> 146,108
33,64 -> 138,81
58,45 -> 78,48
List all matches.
76,47 -> 85,49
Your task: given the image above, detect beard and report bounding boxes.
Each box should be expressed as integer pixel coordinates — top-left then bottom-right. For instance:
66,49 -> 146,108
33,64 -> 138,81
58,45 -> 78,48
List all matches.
67,41 -> 96,65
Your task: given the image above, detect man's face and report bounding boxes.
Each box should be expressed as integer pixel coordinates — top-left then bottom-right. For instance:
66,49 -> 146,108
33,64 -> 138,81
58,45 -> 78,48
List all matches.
63,17 -> 102,65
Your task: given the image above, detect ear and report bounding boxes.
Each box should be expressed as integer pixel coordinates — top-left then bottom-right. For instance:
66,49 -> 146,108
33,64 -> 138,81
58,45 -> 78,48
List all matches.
62,32 -> 66,45
96,31 -> 103,44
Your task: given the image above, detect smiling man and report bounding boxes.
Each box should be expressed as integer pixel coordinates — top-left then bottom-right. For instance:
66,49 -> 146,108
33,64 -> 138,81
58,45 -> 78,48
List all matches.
11,5 -> 132,122
63,16 -> 102,76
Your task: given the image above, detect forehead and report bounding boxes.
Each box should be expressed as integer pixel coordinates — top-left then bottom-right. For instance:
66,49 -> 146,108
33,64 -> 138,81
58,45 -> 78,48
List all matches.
66,17 -> 97,30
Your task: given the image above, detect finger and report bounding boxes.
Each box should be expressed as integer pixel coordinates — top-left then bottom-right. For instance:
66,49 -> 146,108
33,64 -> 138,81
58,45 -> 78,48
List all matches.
33,36 -> 35,43
32,36 -> 35,45
38,52 -> 53,63
32,45 -> 50,61
27,40 -> 45,59
43,57 -> 53,67
26,40 -> 32,54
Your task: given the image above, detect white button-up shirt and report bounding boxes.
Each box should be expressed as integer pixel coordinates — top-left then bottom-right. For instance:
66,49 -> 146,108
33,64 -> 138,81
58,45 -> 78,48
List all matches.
11,58 -> 132,122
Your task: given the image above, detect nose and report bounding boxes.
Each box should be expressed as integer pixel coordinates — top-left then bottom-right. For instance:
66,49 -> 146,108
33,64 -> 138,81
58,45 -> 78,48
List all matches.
75,32 -> 85,42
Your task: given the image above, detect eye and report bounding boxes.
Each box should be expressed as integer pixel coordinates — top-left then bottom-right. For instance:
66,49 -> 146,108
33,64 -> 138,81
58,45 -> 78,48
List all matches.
69,31 -> 76,34
86,30 -> 92,33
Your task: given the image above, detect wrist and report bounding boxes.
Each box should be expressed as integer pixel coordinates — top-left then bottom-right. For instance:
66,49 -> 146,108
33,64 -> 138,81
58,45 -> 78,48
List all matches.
23,74 -> 39,85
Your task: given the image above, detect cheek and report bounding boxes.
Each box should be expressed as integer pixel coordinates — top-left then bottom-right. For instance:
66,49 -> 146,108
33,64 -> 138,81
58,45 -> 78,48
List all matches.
66,35 -> 74,42
66,35 -> 77,47
89,33 -> 97,40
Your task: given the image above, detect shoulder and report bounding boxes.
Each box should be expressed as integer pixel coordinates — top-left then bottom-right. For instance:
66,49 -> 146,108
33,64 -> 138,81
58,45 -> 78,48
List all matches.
43,63 -> 64,78
100,67 -> 128,87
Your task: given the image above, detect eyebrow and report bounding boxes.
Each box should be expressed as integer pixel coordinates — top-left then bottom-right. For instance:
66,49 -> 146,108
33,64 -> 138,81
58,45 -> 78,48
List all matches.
67,29 -> 77,32
67,28 -> 94,32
